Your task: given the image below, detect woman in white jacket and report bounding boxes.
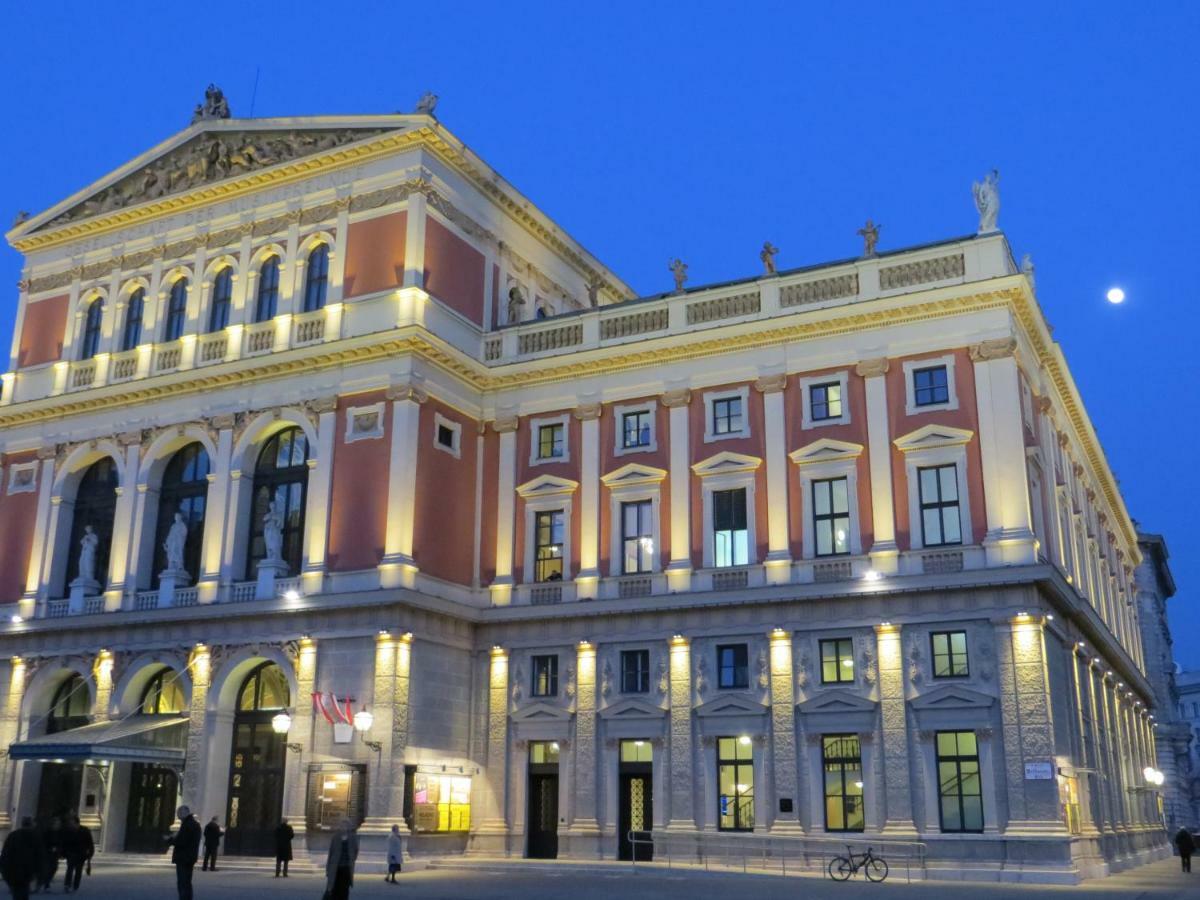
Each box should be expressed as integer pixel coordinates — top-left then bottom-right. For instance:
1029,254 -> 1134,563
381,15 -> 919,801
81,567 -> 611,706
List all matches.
385,824 -> 403,884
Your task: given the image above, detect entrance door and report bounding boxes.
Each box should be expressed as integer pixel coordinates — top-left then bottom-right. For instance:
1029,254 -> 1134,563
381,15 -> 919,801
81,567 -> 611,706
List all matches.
35,762 -> 82,822
618,739 -> 653,861
224,719 -> 286,856
527,773 -> 559,859
125,764 -> 179,852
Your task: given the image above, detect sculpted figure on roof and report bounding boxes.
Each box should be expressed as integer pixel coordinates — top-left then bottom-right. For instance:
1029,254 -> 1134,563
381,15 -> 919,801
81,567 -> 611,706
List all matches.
192,84 -> 231,123
973,169 -> 1000,233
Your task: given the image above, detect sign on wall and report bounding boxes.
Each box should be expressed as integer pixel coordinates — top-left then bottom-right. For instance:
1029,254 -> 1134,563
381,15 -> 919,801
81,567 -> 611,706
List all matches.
1024,761 -> 1055,780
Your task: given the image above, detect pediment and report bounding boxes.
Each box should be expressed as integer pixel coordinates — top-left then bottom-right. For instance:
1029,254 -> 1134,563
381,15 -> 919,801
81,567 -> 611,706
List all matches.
695,694 -> 768,718
601,462 -> 668,488
691,451 -> 762,478
516,473 -> 580,499
599,697 -> 667,720
893,423 -> 974,453
789,438 -> 864,467
910,684 -> 995,711
511,701 -> 572,722
797,689 -> 878,716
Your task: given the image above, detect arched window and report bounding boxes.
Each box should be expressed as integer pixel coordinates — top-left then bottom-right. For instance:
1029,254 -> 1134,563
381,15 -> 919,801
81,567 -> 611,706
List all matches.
302,244 -> 329,313
254,256 -> 280,323
63,457 -> 119,591
80,298 -> 103,360
247,427 -> 309,577
237,661 -> 290,711
208,267 -> 232,332
164,278 -> 188,342
47,673 -> 89,734
122,288 -> 145,351
139,667 -> 185,715
152,443 -> 211,586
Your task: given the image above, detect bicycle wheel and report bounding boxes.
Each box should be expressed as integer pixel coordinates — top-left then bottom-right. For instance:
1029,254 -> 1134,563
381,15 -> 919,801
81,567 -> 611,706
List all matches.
865,857 -> 889,882
828,857 -> 853,881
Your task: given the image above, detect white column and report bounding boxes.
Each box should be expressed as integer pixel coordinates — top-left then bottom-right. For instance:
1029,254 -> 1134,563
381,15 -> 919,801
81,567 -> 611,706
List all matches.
105,436 -> 142,609
403,192 -> 428,289
328,194 -> 352,305
662,388 -> 692,592
971,339 -> 1037,565
21,451 -> 58,617
379,382 -> 426,589
575,403 -> 601,599
300,398 -> 337,594
198,421 -> 234,603
857,358 -> 899,573
756,375 -> 791,584
490,415 -> 518,606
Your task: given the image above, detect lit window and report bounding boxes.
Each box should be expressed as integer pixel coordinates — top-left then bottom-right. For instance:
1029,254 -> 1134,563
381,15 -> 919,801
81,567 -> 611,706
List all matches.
622,410 -> 652,449
139,667 -> 185,715
538,424 -> 564,460
820,638 -> 855,684
717,736 -> 754,831
411,772 -> 471,833
712,488 -> 748,568
717,644 -> 749,690
812,477 -> 850,557
823,735 -> 864,832
919,464 -> 962,547
621,650 -> 650,694
913,365 -> 949,407
621,500 -> 653,574
931,631 -> 969,678
209,266 -> 232,332
712,396 -> 742,436
531,655 -> 558,697
937,731 -> 984,833
809,382 -> 842,422
534,510 -> 564,583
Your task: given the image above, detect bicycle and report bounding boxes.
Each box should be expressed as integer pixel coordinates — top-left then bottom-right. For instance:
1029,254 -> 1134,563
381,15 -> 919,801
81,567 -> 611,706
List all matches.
828,845 -> 889,882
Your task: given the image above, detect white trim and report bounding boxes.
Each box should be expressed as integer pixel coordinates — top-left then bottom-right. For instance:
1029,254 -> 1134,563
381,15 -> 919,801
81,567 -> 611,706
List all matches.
602,463 -> 667,577
343,402 -> 385,443
799,371 -> 851,429
893,424 -> 974,550
789,439 -> 864,559
433,412 -> 463,459
529,413 -> 570,466
702,386 -> 751,443
6,461 -> 37,495
517,474 -> 578,585
903,354 -> 959,416
692,451 -> 761,568
612,401 -> 658,457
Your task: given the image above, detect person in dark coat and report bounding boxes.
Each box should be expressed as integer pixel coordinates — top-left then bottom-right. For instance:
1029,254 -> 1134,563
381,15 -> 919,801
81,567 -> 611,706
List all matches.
202,816 -> 223,871
1176,826 -> 1196,873
273,818 -> 294,877
166,805 -> 202,900
324,819 -> 359,900
37,816 -> 62,892
61,815 -> 92,893
0,816 -> 43,900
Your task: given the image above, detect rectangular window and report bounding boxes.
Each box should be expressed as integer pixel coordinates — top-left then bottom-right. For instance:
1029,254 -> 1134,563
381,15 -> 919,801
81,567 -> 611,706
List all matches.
919,464 -> 963,547
913,365 -> 950,407
534,510 -> 565,582
931,631 -> 969,678
717,736 -> 754,831
937,731 -> 984,833
820,638 -> 855,684
437,423 -> 456,450
809,382 -> 843,422
305,763 -> 367,832
529,740 -> 560,765
621,500 -> 654,574
717,644 -> 749,690
537,423 -> 565,459
620,739 -> 653,763
812,477 -> 850,557
621,649 -> 650,694
622,410 -> 652,449
411,772 -> 472,833
822,735 -> 865,832
531,655 -> 558,697
712,488 -> 748,568
712,396 -> 743,436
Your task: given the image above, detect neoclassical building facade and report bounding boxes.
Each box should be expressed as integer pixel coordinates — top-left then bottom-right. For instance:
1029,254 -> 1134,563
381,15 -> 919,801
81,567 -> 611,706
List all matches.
0,96 -> 1167,881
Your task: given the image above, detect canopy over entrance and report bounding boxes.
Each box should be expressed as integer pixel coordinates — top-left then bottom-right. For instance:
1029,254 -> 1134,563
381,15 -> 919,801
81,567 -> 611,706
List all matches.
8,716 -> 188,765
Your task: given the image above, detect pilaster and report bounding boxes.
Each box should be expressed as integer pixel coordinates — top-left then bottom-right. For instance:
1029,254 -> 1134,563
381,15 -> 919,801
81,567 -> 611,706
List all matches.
567,641 -> 600,844
857,358 -> 899,572
574,404 -> 602,598
198,423 -> 234,603
768,629 -> 803,833
282,636 -> 317,840
21,452 -> 58,617
403,191 -> 427,289
105,437 -> 142,609
181,644 -> 211,806
756,376 -> 791,583
300,397 -> 338,594
490,415 -> 518,606
666,635 -> 695,830
474,647 -> 510,842
362,632 -> 398,833
379,382 -> 427,589
0,658 -> 27,831
875,624 -> 916,834
662,389 -> 692,592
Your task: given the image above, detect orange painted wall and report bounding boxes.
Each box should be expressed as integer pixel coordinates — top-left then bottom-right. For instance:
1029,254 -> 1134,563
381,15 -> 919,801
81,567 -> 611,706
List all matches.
17,294 -> 69,368
423,217 -> 486,326
514,412 -> 582,583
413,399 -> 478,585
480,428 -> 499,585
0,452 -> 39,602
598,399 -> 671,575
327,391 -> 391,572
342,211 -> 407,300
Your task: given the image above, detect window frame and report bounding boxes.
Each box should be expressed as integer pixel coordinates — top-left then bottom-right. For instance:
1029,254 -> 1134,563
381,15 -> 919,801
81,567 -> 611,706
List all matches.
903,355 -> 959,415
822,734 -> 865,833
612,401 -> 657,456
918,463 -> 964,548
693,453 -> 761,570
163,277 -> 189,343
79,297 -> 104,361
151,442 -> 211,587
620,649 -> 651,694
528,414 -> 571,466
208,265 -> 233,333
433,413 -> 462,459
819,637 -> 856,685
936,730 -> 984,833
931,630 -> 970,678
703,387 -> 751,443
254,255 -> 281,323
121,287 -> 145,352
811,476 -> 852,558
717,735 -> 755,832
800,372 -> 851,429
245,426 -> 311,579
894,426 -> 974,551
620,498 -> 654,575
603,464 -> 665,579
716,643 -> 749,690
302,243 -> 330,313
711,487 -> 750,569
531,654 -> 559,698
533,508 -> 566,583
344,403 -> 385,444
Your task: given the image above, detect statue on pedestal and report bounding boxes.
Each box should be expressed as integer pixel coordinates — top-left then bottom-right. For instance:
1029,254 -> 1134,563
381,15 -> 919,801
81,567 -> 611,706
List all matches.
506,284 -> 526,325
1020,253 -> 1036,292
164,512 -> 188,573
77,526 -> 99,584
668,258 -> 688,293
973,169 -> 1000,233
760,241 -> 779,275
857,220 -> 881,257
263,501 -> 285,563
192,84 -> 231,123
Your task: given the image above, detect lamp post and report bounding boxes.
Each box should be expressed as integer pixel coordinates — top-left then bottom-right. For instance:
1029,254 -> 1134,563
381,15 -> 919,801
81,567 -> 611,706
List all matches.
354,708 -> 382,752
271,711 -> 303,753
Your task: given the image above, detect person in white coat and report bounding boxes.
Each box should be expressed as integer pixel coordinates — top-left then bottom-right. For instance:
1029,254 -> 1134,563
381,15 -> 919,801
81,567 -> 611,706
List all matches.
385,824 -> 403,884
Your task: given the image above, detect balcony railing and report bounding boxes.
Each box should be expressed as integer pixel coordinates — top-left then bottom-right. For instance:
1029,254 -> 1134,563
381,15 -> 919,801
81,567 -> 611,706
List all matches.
293,310 -> 325,346
109,350 -> 139,383
197,333 -> 228,366
244,321 -> 276,356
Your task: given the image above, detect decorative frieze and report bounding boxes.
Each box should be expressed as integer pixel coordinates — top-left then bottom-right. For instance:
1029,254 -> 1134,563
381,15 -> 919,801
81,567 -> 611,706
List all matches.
879,253 -> 965,290
685,290 -> 760,325
779,272 -> 858,307
599,308 -> 669,341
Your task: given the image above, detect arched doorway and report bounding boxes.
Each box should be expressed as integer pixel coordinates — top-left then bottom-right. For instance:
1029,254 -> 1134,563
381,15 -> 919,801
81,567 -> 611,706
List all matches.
225,662 -> 289,856
36,673 -> 89,822
151,443 -> 210,586
124,667 -> 185,852
63,458 -> 119,593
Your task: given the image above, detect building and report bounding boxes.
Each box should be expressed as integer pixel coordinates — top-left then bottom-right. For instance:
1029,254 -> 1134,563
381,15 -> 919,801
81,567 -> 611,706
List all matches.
0,90 -> 1168,882
1134,532 -> 1195,830
1176,669 -> 1200,819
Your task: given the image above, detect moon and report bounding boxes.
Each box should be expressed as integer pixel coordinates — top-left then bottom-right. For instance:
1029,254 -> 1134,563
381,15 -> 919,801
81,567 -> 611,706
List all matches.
1106,287 -> 1125,304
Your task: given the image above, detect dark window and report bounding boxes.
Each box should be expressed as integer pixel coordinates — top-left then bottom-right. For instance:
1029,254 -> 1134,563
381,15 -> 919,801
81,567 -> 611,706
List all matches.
621,650 -> 650,694
918,464 -> 962,547
717,736 -> 754,831
255,256 -> 280,323
711,396 -> 743,436
820,638 -> 855,684
809,382 -> 843,422
47,673 -> 89,734
712,488 -> 748,568
63,457 -> 119,592
822,735 -> 864,832
208,266 -> 233,332
622,410 -> 652,448
812,477 -> 850,557
717,644 -> 749,689
621,500 -> 653,574
537,423 -> 564,459
152,443 -> 211,586
164,278 -> 188,342
932,631 -> 969,678
937,731 -> 984,833
436,423 -> 457,451
122,288 -> 145,351
139,667 -> 185,715
531,655 -> 558,697
302,244 -> 329,312
913,365 -> 949,407
80,298 -> 103,360
534,510 -> 564,582
246,427 -> 309,578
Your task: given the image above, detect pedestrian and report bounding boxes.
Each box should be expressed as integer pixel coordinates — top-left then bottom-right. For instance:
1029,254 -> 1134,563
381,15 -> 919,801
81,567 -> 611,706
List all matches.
37,816 -> 62,892
0,816 -> 43,900
165,805 -> 202,900
1176,825 -> 1196,873
385,824 -> 403,883
324,818 -> 359,900
78,817 -> 95,886
62,815 -> 91,894
273,818 -> 294,878
202,816 -> 223,871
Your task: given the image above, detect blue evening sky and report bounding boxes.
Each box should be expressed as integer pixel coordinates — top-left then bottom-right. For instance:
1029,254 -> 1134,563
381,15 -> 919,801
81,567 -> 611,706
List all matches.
2,3 -> 1196,662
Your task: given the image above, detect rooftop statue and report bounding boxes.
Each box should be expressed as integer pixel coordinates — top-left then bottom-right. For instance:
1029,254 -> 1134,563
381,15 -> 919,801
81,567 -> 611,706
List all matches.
415,92 -> 439,116
760,241 -> 779,275
856,219 -> 881,257
1020,253 -> 1036,292
12,210 -> 29,227
192,84 -> 231,123
669,258 -> 688,293
973,169 -> 1000,234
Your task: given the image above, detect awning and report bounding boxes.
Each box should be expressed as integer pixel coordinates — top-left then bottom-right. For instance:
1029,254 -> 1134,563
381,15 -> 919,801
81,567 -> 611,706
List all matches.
7,715 -> 189,765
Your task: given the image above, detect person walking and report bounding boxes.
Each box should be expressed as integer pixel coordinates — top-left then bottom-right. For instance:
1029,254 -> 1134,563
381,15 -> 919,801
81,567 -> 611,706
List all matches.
385,824 -> 403,883
273,818 -> 294,877
77,817 -> 95,887
1176,825 -> 1196,873
324,818 -> 359,900
202,816 -> 223,872
0,817 -> 43,900
37,816 -> 62,893
62,815 -> 92,894
166,805 -> 202,900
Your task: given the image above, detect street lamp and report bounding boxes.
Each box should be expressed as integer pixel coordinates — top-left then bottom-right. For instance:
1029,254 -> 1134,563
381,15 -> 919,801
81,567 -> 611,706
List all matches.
271,711 -> 303,753
354,708 -> 381,752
